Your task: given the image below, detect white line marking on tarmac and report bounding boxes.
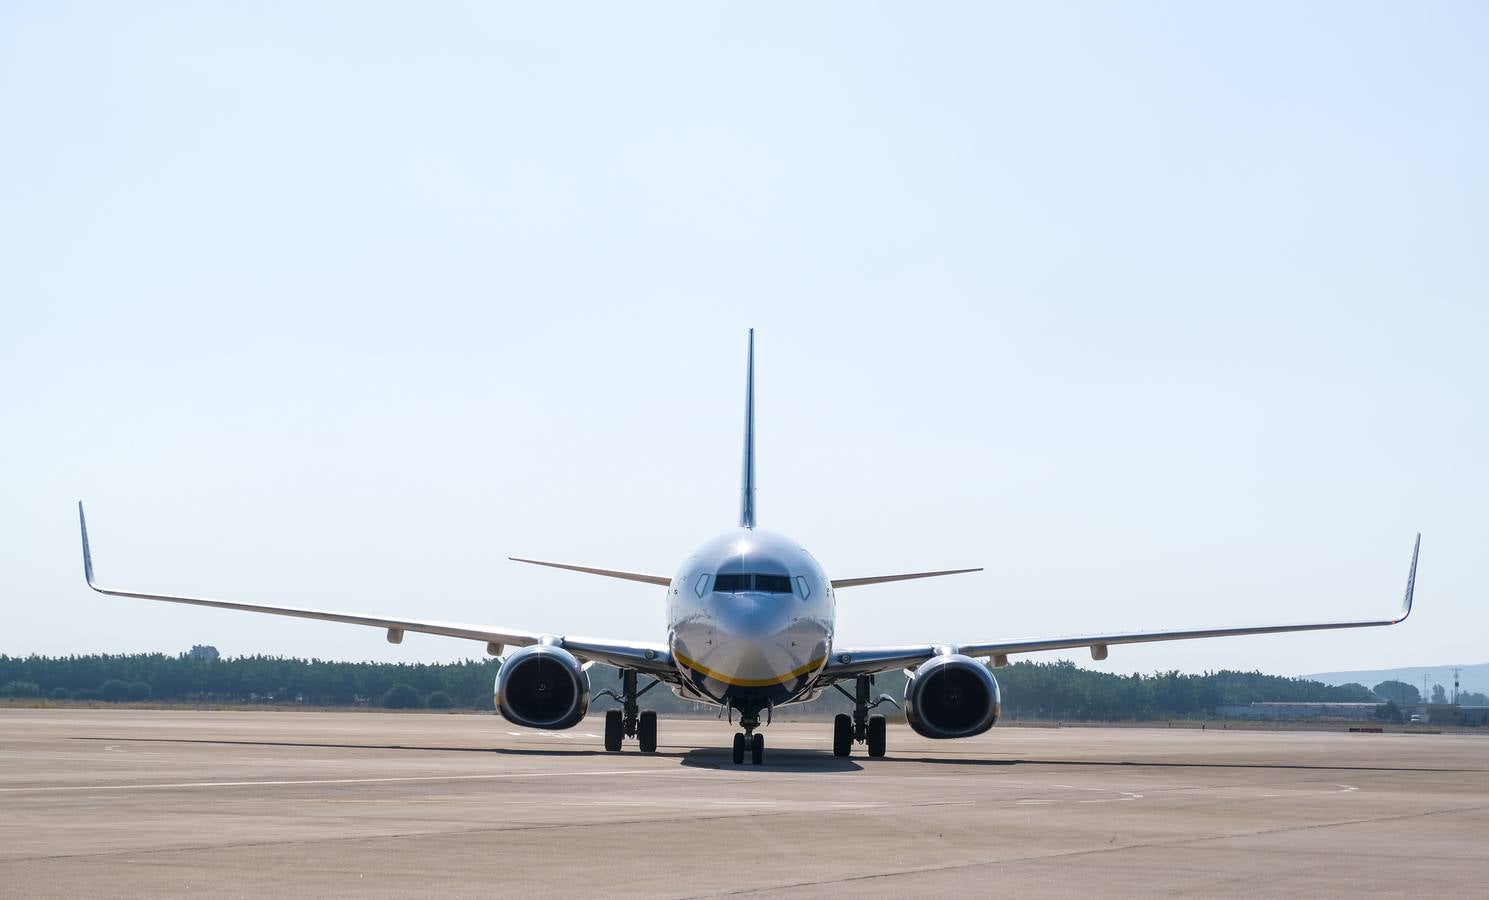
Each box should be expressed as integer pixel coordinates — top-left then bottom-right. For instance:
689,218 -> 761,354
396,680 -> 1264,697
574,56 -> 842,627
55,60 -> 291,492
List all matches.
0,768 -> 679,794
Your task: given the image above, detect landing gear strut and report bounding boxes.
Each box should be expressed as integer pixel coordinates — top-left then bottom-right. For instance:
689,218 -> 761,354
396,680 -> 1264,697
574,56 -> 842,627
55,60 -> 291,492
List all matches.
729,699 -> 767,765
832,674 -> 897,758
597,668 -> 660,753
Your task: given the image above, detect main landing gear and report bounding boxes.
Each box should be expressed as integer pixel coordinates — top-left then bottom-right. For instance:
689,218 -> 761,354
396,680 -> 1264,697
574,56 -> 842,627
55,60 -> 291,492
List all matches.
729,700 -> 767,765
832,674 -> 896,758
597,668 -> 660,753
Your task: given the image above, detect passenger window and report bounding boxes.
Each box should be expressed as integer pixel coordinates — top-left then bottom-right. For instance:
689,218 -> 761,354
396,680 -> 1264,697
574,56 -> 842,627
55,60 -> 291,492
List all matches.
796,576 -> 811,600
694,573 -> 711,598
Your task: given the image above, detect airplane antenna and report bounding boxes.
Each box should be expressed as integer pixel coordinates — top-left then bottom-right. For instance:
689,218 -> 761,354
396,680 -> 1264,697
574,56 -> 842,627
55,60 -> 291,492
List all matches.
739,328 -> 757,529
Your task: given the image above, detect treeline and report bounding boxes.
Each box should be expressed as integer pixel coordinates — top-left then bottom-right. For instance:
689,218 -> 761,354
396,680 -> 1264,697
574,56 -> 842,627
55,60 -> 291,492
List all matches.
0,653 -> 503,710
2,653 -> 1386,721
800,660 -> 1378,721
995,661 -> 1376,720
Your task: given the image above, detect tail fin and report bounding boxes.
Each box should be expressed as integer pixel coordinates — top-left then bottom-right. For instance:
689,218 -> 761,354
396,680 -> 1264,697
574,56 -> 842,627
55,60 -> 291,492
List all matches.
739,328 -> 757,529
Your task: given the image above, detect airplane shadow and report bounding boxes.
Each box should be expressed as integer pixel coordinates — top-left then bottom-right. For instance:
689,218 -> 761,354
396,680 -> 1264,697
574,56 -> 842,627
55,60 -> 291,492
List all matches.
74,736 -> 621,758
872,754 -> 1479,774
72,738 -> 1476,774
78,736 -> 518,756
75,736 -> 862,771
680,747 -> 862,773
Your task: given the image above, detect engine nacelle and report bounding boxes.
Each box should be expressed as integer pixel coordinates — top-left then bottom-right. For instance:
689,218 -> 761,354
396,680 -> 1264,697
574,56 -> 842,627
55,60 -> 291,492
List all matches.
494,644 -> 590,730
904,653 -> 1000,739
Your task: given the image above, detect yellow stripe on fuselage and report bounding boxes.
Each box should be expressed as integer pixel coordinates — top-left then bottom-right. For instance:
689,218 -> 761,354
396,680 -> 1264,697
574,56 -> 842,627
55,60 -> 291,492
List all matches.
673,649 -> 825,689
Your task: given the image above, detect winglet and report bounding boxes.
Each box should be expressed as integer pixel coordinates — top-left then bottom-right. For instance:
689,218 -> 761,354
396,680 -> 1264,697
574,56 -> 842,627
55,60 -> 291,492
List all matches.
78,501 -> 96,588
739,328 -> 757,529
1397,532 -> 1420,623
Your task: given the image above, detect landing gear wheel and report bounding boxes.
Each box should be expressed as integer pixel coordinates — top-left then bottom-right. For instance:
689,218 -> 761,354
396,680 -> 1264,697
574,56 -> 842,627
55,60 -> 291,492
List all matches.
867,714 -> 887,758
604,709 -> 623,752
638,710 -> 658,753
751,733 -> 764,766
833,713 -> 852,757
732,732 -> 746,765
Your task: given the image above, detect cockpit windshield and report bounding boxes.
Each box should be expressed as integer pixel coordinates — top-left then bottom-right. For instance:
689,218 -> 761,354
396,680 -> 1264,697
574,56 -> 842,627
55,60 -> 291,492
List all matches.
713,573 -> 795,594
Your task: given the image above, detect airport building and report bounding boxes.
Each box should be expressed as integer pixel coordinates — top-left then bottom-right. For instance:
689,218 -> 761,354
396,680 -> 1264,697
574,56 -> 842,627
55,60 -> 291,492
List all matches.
1214,702 -> 1489,726
1403,704 -> 1489,726
1214,702 -> 1379,721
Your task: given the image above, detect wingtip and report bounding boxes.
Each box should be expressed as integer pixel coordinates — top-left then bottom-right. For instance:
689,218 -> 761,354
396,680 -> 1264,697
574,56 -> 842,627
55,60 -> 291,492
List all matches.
77,500 -> 95,588
1397,532 -> 1421,623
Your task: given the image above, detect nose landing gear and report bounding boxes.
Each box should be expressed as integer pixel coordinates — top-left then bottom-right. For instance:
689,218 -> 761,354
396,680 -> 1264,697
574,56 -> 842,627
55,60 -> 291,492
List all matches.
596,668 -> 661,753
729,701 -> 767,765
831,674 -> 897,758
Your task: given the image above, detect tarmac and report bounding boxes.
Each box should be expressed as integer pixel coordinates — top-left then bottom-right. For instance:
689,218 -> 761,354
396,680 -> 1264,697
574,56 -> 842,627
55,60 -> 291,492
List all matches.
1,708 -> 1485,898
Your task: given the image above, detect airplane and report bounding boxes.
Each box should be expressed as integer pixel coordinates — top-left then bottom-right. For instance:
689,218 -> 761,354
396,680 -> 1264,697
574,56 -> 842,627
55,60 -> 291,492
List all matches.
76,329 -> 1421,765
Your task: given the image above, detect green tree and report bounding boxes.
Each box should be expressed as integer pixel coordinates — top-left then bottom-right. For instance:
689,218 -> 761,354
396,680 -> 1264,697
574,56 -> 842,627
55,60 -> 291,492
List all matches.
99,679 -> 130,702
381,683 -> 421,709
1373,680 -> 1420,705
1431,684 -> 1448,704
426,690 -> 453,709
1,680 -> 41,697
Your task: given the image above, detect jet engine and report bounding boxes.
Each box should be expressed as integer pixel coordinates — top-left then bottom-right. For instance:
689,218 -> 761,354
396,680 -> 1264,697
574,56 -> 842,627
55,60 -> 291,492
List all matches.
495,644 -> 590,730
903,653 -> 1000,739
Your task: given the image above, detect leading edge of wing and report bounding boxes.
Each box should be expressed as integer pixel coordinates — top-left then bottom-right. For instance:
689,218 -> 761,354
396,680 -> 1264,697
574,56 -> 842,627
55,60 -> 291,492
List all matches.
825,533 -> 1420,678
508,557 -> 672,587
77,502 -> 671,670
830,567 -> 982,589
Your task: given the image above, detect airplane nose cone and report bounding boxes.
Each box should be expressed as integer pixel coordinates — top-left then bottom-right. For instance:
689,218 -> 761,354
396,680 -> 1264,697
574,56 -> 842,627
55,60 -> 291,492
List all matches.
671,592 -> 828,699
710,593 -> 791,638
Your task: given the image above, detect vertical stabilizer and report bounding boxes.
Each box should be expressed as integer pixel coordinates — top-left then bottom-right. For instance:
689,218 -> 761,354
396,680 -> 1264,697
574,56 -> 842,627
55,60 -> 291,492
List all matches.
739,329 -> 756,528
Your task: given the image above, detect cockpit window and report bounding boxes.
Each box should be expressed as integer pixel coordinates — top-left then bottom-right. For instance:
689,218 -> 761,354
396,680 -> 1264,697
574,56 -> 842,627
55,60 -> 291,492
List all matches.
713,573 -> 794,594
755,574 -> 793,594
714,573 -> 751,593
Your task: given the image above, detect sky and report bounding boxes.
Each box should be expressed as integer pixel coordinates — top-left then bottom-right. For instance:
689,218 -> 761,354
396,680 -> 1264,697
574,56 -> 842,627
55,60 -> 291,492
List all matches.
2,2 -> 1485,679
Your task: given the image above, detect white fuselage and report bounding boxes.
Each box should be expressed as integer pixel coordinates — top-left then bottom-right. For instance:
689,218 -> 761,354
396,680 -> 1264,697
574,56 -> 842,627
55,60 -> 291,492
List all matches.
666,529 -> 834,708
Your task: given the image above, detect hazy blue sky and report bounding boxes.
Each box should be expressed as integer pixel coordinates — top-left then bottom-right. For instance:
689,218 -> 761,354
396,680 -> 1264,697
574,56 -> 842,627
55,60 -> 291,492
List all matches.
2,3 -> 1485,678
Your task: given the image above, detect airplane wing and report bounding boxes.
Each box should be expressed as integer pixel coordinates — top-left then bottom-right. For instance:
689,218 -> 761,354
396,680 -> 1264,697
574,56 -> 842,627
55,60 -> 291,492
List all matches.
822,534 -> 1420,680
77,503 -> 673,675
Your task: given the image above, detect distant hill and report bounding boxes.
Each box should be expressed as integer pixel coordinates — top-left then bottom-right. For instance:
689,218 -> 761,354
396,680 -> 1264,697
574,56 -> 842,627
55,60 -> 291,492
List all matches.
1306,663 -> 1489,698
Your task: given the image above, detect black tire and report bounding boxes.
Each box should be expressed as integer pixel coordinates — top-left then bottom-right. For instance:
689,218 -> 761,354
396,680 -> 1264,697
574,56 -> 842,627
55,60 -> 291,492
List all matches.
638,710 -> 658,753
867,714 -> 887,758
732,732 -> 745,765
604,709 -> 623,752
832,713 -> 852,757
751,732 -> 764,766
